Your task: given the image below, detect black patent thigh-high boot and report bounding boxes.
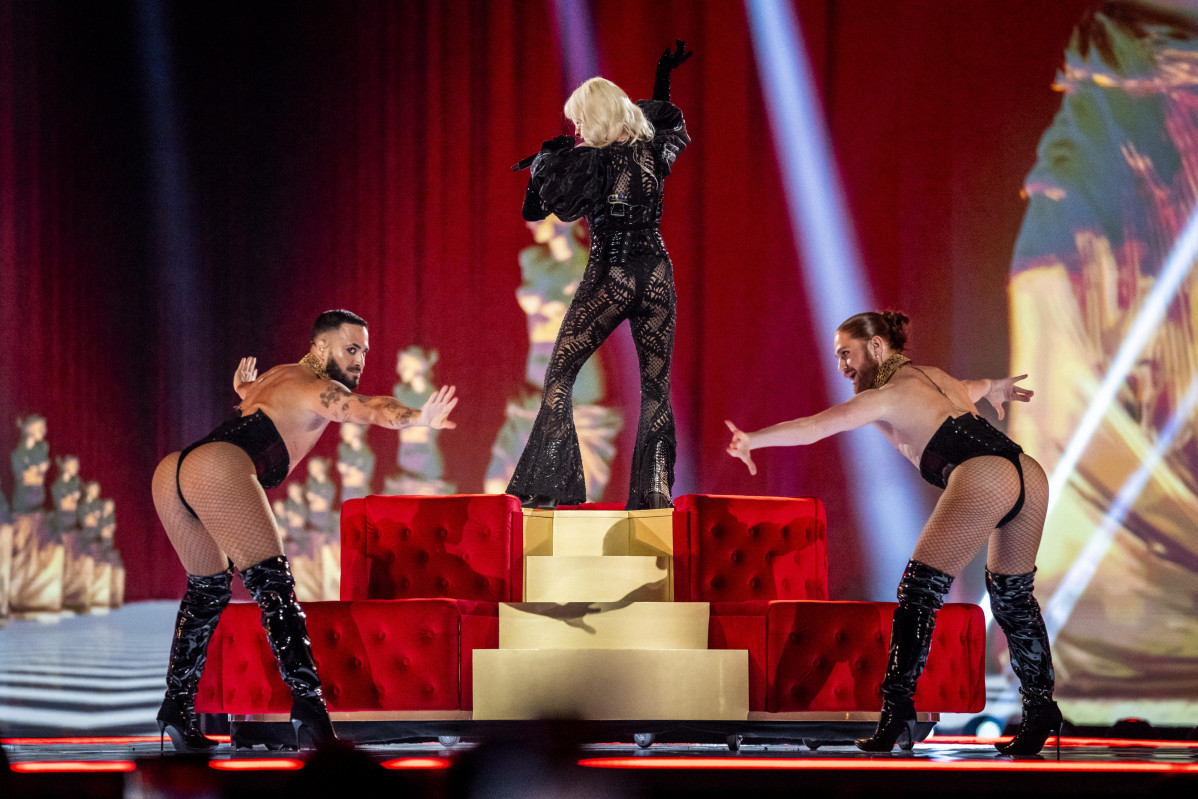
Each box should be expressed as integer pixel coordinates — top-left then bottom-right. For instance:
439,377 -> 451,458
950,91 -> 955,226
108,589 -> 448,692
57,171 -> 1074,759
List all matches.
241,556 -> 339,748
857,560 -> 954,752
987,568 -> 1062,756
158,568 -> 233,753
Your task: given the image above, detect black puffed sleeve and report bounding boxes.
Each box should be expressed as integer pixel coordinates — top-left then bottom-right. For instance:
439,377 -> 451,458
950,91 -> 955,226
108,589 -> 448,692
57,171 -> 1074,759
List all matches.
637,99 -> 690,175
521,146 -> 606,222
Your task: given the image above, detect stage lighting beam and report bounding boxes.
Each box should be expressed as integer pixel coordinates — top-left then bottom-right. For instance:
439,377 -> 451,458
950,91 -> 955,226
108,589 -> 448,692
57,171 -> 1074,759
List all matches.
1042,374 -> 1198,642
745,0 -> 927,595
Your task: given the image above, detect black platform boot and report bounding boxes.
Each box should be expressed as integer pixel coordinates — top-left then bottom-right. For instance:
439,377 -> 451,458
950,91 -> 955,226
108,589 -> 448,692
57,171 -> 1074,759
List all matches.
241,556 -> 339,749
519,494 -> 558,510
157,567 -> 233,754
857,560 -> 954,752
631,437 -> 674,510
987,568 -> 1062,757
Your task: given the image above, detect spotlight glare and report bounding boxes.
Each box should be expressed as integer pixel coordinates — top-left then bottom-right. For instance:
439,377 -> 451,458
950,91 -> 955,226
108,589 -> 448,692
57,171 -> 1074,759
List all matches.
745,0 -> 926,595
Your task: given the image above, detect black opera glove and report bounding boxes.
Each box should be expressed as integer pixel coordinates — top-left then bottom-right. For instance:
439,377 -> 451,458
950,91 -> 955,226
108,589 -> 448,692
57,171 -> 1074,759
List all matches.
653,39 -> 693,102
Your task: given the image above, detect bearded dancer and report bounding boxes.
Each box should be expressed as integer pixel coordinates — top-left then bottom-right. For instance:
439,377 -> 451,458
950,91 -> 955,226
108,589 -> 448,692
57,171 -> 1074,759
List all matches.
725,311 -> 1060,756
507,41 -> 692,510
151,310 -> 457,751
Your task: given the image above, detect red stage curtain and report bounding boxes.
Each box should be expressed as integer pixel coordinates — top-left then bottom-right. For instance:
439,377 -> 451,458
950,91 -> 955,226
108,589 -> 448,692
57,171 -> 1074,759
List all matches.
1,0 -> 1090,600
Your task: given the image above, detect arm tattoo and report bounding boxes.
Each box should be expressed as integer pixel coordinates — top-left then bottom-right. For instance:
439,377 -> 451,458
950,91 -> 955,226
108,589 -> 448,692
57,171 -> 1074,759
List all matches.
319,385 -> 349,409
374,397 -> 420,428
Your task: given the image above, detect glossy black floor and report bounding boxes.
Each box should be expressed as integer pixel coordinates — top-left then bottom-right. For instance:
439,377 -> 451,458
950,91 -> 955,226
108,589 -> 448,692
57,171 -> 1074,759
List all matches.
5,734 -> 1198,798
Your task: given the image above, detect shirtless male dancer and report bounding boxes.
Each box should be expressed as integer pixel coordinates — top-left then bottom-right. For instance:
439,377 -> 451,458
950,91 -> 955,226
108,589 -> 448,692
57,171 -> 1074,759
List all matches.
725,311 -> 1060,756
151,309 -> 458,751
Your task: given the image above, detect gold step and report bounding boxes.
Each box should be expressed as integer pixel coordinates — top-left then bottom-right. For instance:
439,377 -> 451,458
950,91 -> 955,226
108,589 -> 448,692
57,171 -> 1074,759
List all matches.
524,555 -> 670,602
498,602 -> 710,650
472,648 -> 748,720
520,508 -> 674,557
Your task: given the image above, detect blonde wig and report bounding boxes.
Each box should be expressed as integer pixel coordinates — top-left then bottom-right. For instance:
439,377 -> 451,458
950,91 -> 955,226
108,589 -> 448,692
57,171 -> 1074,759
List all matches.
564,77 -> 655,148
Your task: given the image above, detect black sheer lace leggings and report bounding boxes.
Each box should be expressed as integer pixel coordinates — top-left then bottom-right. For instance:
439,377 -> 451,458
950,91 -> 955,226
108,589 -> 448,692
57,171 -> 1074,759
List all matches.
507,255 -> 677,508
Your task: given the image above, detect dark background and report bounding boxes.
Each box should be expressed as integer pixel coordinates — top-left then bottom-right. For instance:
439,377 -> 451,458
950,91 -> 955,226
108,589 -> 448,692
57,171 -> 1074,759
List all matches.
0,0 -> 1095,601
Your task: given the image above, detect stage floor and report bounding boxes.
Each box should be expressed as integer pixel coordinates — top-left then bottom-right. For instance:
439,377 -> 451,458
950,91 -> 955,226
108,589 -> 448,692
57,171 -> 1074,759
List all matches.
4,736 -> 1198,798
4,604 -> 1198,796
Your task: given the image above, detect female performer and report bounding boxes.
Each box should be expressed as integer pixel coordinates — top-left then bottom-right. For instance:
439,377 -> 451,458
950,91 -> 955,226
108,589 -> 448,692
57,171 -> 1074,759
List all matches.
507,41 -> 692,510
725,311 -> 1060,755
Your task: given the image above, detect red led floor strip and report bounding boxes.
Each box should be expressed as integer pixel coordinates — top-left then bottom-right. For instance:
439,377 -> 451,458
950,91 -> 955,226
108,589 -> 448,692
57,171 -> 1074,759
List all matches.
208,758 -> 304,771
381,757 -> 452,770
10,761 -> 137,773
927,735 -> 1198,749
2,735 -> 232,746
579,757 -> 1198,773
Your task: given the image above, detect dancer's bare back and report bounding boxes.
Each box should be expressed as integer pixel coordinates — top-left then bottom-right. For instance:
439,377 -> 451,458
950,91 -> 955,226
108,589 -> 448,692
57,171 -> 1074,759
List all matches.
232,357 -> 457,476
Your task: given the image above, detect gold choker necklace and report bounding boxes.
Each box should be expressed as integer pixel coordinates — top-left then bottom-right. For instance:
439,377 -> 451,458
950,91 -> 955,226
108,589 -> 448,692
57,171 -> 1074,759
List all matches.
299,353 -> 329,380
874,353 -> 911,388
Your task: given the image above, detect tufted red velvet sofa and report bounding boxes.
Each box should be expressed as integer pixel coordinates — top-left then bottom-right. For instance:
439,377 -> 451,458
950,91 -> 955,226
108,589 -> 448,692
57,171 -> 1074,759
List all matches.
196,494 -> 522,717
198,492 -> 984,728
671,494 -> 985,716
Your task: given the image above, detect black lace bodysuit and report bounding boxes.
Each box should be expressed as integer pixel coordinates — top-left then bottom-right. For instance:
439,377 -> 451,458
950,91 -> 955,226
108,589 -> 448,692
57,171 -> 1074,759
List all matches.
175,410 -> 290,519
507,100 -> 690,508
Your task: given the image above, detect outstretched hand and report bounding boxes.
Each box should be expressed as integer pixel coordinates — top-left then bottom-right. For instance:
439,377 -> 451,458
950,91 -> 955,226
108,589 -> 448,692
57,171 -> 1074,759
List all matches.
984,374 -> 1033,420
418,385 -> 459,430
724,419 -> 757,476
659,39 -> 693,71
234,357 -> 258,398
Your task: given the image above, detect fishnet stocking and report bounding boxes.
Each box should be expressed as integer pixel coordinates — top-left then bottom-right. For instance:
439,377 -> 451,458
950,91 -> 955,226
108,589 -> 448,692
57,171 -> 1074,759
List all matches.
152,443 -> 283,574
507,255 -> 676,507
912,454 -> 1048,577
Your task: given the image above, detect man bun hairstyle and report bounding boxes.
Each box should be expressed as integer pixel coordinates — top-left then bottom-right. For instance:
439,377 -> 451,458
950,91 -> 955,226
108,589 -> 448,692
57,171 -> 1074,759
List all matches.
837,310 -> 910,352
311,309 -> 367,342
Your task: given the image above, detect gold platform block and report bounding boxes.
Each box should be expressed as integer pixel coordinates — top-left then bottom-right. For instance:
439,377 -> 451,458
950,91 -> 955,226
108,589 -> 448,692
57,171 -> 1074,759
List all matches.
521,508 -> 674,558
627,508 -> 673,556
499,602 -> 710,650
524,555 -> 670,602
473,648 -> 748,720
551,509 -> 634,556
521,509 -> 555,557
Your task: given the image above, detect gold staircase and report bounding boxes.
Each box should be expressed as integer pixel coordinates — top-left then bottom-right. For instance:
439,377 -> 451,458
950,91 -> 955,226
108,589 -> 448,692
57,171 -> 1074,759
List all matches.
473,508 -> 748,720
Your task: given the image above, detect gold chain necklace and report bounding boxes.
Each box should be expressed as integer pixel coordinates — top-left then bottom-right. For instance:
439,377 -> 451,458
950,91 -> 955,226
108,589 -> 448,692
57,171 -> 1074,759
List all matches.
298,352 -> 329,380
874,353 -> 911,388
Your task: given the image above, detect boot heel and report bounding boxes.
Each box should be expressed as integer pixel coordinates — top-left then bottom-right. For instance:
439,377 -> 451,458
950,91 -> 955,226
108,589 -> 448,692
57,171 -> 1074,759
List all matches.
291,718 -> 305,749
898,719 -> 917,751
159,721 -> 165,755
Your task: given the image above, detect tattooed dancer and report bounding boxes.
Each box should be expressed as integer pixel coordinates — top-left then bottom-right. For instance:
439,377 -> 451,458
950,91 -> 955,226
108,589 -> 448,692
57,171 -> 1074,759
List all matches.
151,310 -> 457,751
725,311 -> 1060,755
507,41 -> 692,510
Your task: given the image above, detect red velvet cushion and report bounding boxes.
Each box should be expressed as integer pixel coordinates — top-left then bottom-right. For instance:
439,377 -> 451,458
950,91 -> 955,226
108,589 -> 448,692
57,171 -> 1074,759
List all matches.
196,600 -> 464,714
765,601 -> 985,713
340,494 -> 522,602
672,495 -> 828,602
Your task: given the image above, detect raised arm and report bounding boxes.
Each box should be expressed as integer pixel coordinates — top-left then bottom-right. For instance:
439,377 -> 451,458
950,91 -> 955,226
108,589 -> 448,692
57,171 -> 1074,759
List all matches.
725,390 -> 889,474
314,383 -> 458,430
652,39 -> 692,102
